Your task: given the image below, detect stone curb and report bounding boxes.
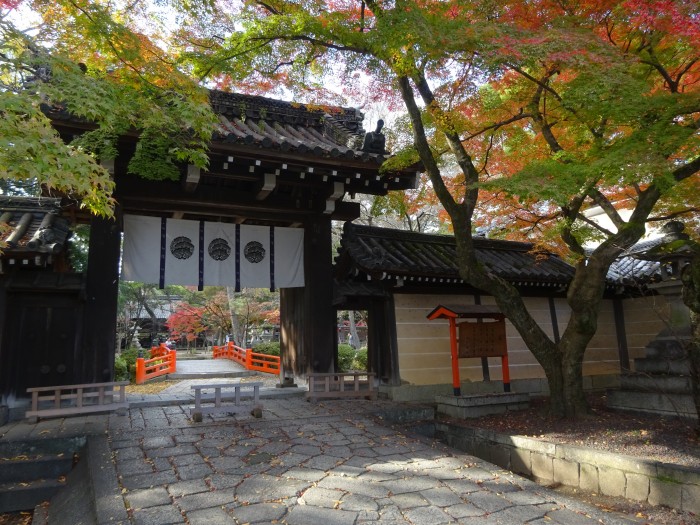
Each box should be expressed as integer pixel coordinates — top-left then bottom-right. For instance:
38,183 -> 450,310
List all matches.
434,422 -> 700,514
87,436 -> 130,525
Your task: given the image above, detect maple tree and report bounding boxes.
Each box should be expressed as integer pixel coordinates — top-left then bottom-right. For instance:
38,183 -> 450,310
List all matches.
227,288 -> 280,346
166,289 -> 236,348
171,0 -> 698,417
167,304 -> 208,349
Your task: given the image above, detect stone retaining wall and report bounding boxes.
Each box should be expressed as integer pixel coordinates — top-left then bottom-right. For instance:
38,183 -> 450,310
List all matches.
435,422 -> 700,514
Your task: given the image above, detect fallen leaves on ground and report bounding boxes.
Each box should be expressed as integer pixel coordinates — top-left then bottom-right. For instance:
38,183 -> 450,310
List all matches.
124,381 -> 181,394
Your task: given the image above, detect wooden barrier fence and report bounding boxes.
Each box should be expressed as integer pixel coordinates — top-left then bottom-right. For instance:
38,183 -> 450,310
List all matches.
135,348 -> 177,384
26,381 -> 129,421
213,341 -> 280,375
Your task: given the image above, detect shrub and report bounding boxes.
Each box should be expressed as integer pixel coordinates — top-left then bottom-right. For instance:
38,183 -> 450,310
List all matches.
253,341 -> 280,356
337,344 -> 355,372
115,348 -> 140,383
114,355 -> 128,382
353,347 -> 368,370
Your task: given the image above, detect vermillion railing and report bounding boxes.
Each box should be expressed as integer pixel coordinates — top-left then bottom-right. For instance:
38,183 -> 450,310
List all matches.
213,341 -> 280,375
135,346 -> 177,384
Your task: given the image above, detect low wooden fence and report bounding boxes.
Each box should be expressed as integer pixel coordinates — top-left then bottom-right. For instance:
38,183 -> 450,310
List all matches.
135,346 -> 177,384
26,381 -> 129,421
306,372 -> 377,401
213,341 -> 280,375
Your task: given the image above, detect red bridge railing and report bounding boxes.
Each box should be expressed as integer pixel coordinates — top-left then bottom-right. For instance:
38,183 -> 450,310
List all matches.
135,344 -> 177,384
213,341 -> 280,375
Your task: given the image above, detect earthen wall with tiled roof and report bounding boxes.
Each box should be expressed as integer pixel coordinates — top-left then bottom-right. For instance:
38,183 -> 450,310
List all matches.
334,223 -> 575,289
335,223 -> 683,293
0,196 -> 72,270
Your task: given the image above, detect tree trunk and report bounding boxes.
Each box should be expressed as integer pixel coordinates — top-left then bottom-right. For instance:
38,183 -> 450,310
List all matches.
348,310 -> 360,349
226,287 -> 240,343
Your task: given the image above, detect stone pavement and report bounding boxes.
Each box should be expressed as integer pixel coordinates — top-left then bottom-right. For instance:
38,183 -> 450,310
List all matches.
1,391 -> 648,525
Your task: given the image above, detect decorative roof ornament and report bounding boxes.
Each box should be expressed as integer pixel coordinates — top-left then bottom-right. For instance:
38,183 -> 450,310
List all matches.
361,120 -> 388,154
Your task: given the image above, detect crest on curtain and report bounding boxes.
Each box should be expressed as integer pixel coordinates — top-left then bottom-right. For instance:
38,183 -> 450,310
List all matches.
122,215 -> 304,290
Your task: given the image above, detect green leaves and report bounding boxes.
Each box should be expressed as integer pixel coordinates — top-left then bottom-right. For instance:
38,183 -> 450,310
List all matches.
0,90 -> 116,216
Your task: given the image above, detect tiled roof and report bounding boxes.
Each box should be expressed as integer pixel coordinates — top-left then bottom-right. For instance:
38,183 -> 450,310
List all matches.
0,196 -> 72,268
206,91 -> 388,165
605,237 -> 663,285
334,223 -> 576,288
46,90 -> 389,167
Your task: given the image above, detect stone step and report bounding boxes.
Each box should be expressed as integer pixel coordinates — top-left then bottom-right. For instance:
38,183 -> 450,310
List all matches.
620,373 -> 692,394
0,478 -> 65,513
435,392 -> 530,419
606,390 -> 697,420
0,438 -> 83,514
0,455 -> 74,484
643,334 -> 691,360
633,358 -> 690,375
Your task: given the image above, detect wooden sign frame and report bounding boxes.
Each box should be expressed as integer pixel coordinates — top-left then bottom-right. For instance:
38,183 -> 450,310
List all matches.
458,319 -> 507,358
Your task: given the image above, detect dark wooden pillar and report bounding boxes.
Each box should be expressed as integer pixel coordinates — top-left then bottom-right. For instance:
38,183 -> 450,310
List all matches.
82,211 -> 122,383
380,295 -> 401,385
280,215 -> 334,381
0,278 -> 11,413
303,215 -> 334,374
367,296 -> 401,386
280,287 -> 304,384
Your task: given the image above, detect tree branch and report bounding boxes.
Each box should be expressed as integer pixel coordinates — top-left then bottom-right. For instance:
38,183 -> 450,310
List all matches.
648,208 -> 700,222
575,212 -> 616,237
396,75 -> 461,220
411,72 -> 480,217
588,188 -> 625,229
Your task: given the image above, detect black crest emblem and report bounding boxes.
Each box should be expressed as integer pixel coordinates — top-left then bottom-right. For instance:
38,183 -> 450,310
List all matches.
244,241 -> 265,263
170,236 -> 194,260
208,238 -> 231,261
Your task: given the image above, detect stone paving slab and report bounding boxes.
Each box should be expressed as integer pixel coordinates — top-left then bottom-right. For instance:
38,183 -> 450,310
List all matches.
111,399 -> 643,524
1,396 -> 647,525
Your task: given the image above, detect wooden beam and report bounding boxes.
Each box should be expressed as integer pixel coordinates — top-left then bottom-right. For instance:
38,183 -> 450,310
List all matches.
256,172 -> 277,201
324,182 -> 345,215
184,165 -> 201,192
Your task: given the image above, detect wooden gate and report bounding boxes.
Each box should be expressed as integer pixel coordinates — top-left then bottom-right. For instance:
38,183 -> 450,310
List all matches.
0,274 -> 84,403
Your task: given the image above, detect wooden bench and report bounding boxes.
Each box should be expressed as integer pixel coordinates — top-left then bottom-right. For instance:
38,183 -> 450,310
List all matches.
190,382 -> 264,422
306,372 -> 377,401
26,381 -> 129,422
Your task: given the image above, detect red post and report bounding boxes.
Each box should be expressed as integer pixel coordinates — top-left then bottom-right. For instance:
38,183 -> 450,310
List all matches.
501,354 -> 511,392
169,349 -> 177,374
246,348 -> 253,370
135,357 -> 145,385
449,318 -> 461,396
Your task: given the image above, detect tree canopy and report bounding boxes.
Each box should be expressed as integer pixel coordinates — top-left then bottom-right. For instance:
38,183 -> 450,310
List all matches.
175,0 -> 699,416
0,1 -> 217,215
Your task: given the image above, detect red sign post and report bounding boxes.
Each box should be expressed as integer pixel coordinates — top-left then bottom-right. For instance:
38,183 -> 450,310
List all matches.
427,304 -> 510,396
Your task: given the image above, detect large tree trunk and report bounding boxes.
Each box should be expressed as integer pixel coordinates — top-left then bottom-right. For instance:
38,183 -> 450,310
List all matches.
452,232 -> 575,415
